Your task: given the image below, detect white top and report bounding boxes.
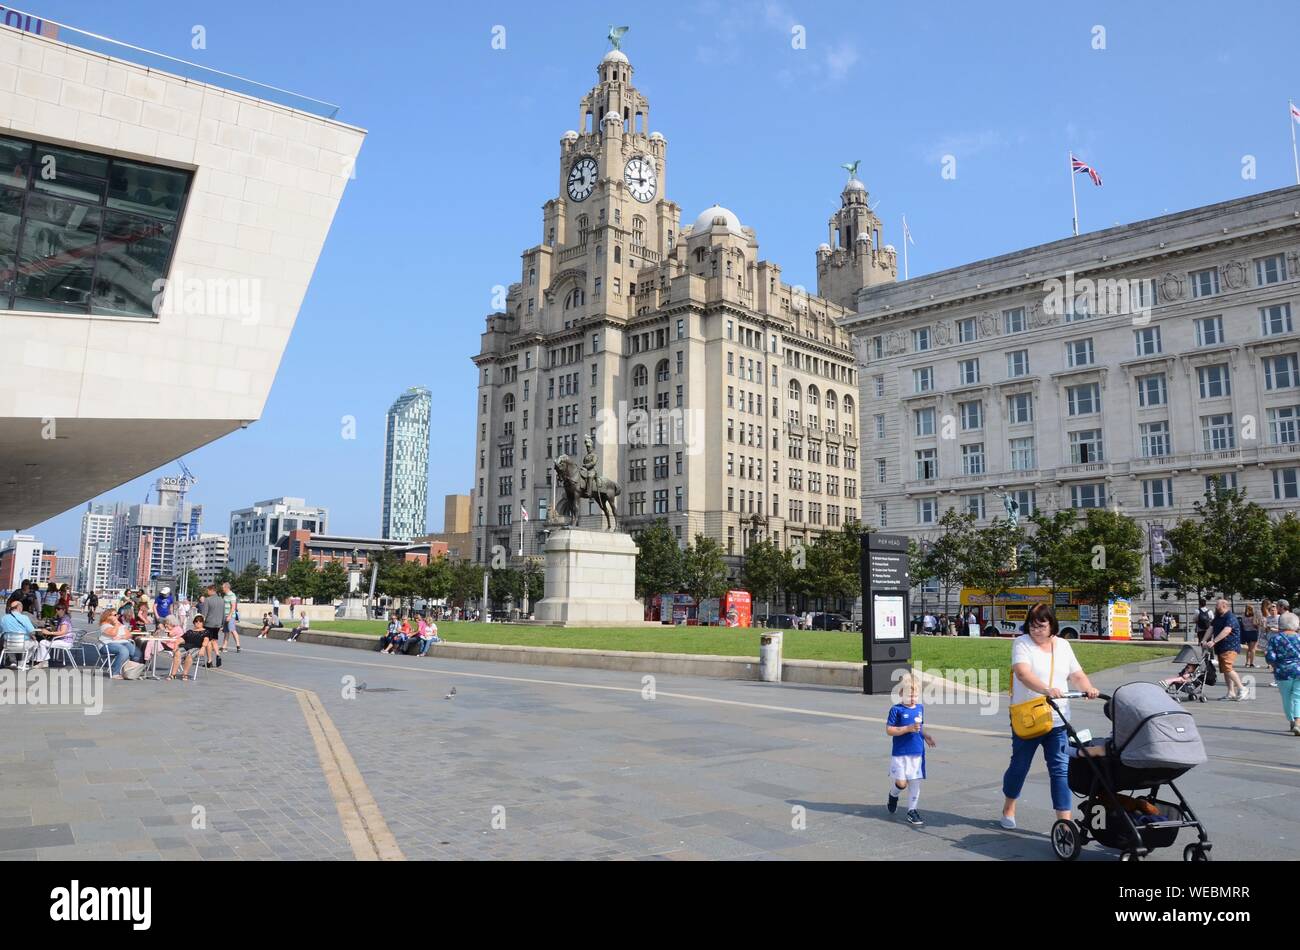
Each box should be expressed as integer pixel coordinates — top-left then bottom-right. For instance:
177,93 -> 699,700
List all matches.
1010,634 -> 1082,726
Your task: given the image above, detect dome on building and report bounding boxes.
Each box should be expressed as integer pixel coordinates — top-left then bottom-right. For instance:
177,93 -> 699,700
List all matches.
602,111 -> 621,126
817,242 -> 831,252
883,243 -> 897,253
649,131 -> 664,141
856,232 -> 871,244
562,130 -> 579,142
844,177 -> 867,192
692,204 -> 745,236
602,49 -> 629,64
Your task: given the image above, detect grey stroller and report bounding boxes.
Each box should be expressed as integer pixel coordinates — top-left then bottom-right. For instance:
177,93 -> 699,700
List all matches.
1048,682 -> 1211,861
1162,644 -> 1213,703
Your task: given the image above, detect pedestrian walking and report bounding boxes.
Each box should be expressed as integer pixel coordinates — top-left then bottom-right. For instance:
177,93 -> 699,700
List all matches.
885,671 -> 935,827
1203,598 -> 1245,701
1241,604 -> 1261,668
1264,612 -> 1300,735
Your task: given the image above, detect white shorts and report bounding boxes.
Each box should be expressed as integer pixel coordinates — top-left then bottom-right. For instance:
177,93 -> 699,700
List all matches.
889,754 -> 926,782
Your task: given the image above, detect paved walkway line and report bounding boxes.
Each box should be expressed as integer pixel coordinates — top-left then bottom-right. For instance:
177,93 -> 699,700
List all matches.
222,669 -> 405,861
242,647 -> 1008,738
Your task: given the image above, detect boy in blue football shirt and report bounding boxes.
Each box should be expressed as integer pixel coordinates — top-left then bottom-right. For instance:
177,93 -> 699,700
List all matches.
885,671 -> 936,826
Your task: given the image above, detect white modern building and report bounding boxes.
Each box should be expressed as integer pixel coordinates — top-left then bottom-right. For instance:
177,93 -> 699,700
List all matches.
0,533 -> 42,589
382,386 -> 432,542
0,20 -> 364,529
842,185 -> 1300,594
77,501 -> 123,592
227,496 -> 328,574
177,532 -> 228,586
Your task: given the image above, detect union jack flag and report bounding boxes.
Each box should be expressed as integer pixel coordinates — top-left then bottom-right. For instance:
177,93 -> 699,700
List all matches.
1291,100 -> 1300,123
1071,155 -> 1103,187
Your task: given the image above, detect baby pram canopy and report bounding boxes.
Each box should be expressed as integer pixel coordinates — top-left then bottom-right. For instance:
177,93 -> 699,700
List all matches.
1171,644 -> 1205,665
1109,682 -> 1207,770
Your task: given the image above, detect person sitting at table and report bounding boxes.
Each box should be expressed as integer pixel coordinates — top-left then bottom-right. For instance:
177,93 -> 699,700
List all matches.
2,597 -> 36,667
168,615 -> 208,681
99,607 -> 141,679
33,602 -> 76,667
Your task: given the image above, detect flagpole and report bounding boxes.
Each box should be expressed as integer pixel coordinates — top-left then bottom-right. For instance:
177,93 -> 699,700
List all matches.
518,508 -> 523,558
1291,101 -> 1299,185
902,214 -> 909,280
1069,152 -> 1079,236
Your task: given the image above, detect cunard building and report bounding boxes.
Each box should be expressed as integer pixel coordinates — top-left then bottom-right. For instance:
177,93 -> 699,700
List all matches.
471,45 -> 896,578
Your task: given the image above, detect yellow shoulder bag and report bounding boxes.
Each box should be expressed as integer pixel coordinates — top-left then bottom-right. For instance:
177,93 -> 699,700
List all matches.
1009,642 -> 1055,739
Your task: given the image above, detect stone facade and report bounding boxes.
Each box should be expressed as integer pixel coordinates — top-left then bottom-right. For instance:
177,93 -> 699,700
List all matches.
534,529 -> 643,626
471,49 -> 893,576
842,185 -> 1300,595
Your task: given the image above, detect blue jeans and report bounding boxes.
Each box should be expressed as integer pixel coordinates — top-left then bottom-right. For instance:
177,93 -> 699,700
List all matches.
1002,726 -> 1072,812
102,641 -> 138,675
417,636 -> 439,656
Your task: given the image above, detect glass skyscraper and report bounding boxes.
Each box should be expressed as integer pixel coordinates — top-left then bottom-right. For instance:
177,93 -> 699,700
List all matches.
382,386 -> 432,541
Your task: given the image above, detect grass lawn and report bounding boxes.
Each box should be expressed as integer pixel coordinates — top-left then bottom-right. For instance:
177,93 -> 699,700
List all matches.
311,620 -> 1173,675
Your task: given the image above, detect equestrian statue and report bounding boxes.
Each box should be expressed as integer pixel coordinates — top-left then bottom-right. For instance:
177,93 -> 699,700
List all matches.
552,435 -> 622,532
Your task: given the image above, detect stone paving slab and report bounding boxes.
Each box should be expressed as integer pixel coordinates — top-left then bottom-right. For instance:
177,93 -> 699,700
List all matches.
4,632 -> 1296,860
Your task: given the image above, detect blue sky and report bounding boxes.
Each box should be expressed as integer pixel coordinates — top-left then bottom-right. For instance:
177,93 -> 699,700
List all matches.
17,0 -> 1300,555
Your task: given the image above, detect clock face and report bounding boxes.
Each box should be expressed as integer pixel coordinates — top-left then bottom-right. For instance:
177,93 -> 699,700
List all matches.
624,156 -> 657,203
567,157 -> 597,202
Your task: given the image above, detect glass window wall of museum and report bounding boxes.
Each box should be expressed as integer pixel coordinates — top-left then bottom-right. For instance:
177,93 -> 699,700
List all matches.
0,135 -> 191,317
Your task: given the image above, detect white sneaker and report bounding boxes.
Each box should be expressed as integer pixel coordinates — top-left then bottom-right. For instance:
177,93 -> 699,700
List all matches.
1000,815 -> 1017,830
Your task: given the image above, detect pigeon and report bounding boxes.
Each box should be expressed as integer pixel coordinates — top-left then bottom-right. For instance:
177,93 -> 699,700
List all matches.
444,686 -> 457,700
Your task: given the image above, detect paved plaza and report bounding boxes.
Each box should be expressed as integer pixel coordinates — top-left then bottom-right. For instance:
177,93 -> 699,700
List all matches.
3,630 -> 1296,861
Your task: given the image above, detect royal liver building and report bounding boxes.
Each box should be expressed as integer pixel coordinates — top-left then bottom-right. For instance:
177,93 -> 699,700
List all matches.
471,43 -> 895,575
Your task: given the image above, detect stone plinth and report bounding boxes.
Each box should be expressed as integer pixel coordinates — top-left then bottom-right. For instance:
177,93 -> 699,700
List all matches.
535,529 -> 643,627
336,597 -> 368,620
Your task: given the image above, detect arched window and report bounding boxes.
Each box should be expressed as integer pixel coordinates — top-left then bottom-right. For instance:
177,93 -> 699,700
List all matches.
842,395 -> 854,417
503,393 -> 515,413
564,288 -> 586,310
614,246 -> 621,264
825,390 -> 837,413
577,214 -> 589,242
528,268 -> 536,286
807,385 -> 819,407
632,215 -> 646,247
788,380 -> 801,403
633,364 -> 648,387
695,248 -> 706,263
655,359 -> 670,383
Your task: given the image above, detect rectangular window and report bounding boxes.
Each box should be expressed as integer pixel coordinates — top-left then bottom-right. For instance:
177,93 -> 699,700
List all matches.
1195,315 -> 1224,346
1003,307 -> 1026,334
875,414 -> 886,439
1201,413 -> 1236,451
878,502 -> 888,527
958,358 -> 980,385
874,375 -> 885,398
1265,354 -> 1300,390
1255,253 -> 1286,286
916,498 -> 937,524
914,407 -> 936,437
1142,478 -> 1173,508
961,443 -> 985,475
1197,364 -> 1231,399
1269,405 -> 1300,445
1205,473 -> 1238,494
914,367 -> 934,393
916,449 -> 938,480
1066,338 -> 1094,367
960,400 -> 983,431
1013,489 -> 1036,517
1274,468 -> 1299,500
958,318 -> 977,343
1010,436 -> 1035,471
1066,383 -> 1100,416
1136,373 -> 1167,407
1007,349 -> 1029,378
1140,421 -> 1170,458
963,494 -> 985,519
1069,428 -> 1104,463
1190,267 -> 1219,298
1134,326 -> 1162,356
877,458 -> 887,484
1261,303 -> 1294,336
912,327 -> 931,352
1070,482 -> 1106,509
0,135 -> 193,316
1007,393 -> 1034,425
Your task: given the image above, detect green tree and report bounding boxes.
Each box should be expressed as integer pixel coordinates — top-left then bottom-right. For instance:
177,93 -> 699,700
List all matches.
961,518 -> 1027,622
260,573 -> 289,602
449,560 -> 485,608
231,561 -> 264,601
912,509 -> 976,616
185,569 -> 203,600
283,557 -> 320,600
1154,518 -> 1212,602
419,556 -> 453,605
682,534 -> 727,604
1024,509 -> 1084,598
1272,512 -> 1300,603
383,560 -> 425,609
1059,508 -> 1145,629
741,538 -> 789,616
488,567 -> 523,608
801,521 -> 863,614
214,567 -> 236,589
315,560 -> 350,603
633,519 -> 683,600
1194,488 -> 1278,600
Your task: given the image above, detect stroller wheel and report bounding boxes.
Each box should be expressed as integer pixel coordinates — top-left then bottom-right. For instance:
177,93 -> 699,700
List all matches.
1119,851 -> 1142,862
1050,819 -> 1083,861
1183,843 -> 1212,862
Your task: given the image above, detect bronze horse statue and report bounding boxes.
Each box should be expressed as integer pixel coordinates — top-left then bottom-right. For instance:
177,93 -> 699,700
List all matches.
552,454 -> 621,531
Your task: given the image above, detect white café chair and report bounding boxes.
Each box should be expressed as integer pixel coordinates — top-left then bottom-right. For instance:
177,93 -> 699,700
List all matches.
44,637 -> 78,669
1,633 -> 35,670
